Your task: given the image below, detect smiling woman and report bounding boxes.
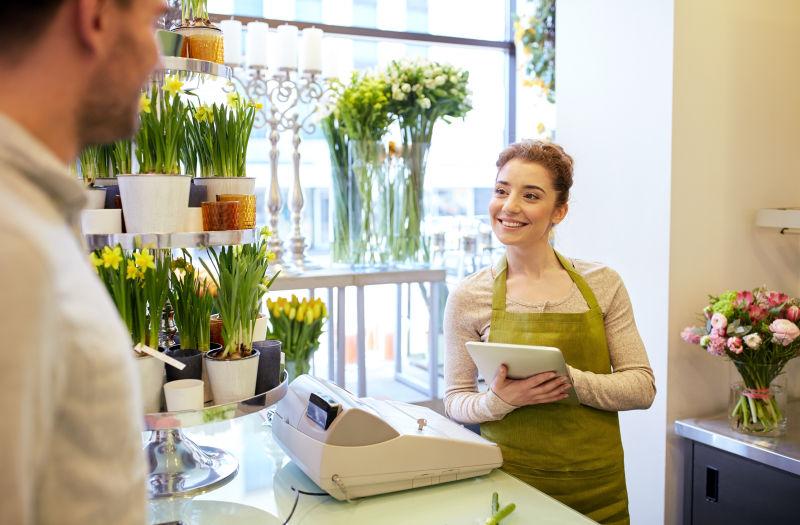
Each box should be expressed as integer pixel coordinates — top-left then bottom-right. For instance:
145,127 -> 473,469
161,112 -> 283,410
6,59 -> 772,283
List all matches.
443,139 -> 656,525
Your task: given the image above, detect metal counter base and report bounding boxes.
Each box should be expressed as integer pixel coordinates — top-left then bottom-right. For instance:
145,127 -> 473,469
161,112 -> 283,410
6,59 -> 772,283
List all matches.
149,412 -> 596,525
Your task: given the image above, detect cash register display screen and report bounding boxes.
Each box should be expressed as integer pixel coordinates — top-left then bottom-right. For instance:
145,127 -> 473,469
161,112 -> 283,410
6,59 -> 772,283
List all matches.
307,393 -> 338,430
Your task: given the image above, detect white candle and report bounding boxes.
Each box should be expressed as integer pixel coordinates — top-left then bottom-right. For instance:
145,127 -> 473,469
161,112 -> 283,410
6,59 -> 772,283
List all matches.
276,24 -> 299,70
300,27 -> 323,72
219,20 -> 242,65
246,21 -> 269,68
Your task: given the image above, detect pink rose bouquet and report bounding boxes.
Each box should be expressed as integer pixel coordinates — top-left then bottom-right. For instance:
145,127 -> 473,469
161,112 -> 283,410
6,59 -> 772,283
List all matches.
681,287 -> 800,435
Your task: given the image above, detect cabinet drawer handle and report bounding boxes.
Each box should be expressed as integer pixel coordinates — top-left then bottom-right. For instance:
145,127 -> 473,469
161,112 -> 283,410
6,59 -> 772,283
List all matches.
705,466 -> 719,503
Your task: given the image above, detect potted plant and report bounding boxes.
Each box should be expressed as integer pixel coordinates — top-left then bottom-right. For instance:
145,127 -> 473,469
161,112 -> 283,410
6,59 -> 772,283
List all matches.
91,245 -> 171,413
682,288 -> 800,436
266,295 -> 327,381
200,228 -> 279,403
189,94 -> 258,203
166,250 -> 219,384
119,77 -> 191,233
77,144 -> 112,209
173,0 -> 224,64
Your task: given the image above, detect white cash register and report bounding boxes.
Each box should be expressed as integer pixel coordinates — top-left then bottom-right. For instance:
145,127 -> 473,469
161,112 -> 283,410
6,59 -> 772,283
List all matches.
270,375 -> 503,500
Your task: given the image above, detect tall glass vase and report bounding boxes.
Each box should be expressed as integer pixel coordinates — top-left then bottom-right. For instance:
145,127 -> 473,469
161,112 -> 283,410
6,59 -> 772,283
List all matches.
330,162 -> 350,264
728,360 -> 788,437
392,141 -> 430,265
348,141 -> 389,267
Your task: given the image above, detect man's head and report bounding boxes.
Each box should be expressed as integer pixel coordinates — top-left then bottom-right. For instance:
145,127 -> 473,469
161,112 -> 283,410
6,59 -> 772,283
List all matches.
0,1 -> 166,156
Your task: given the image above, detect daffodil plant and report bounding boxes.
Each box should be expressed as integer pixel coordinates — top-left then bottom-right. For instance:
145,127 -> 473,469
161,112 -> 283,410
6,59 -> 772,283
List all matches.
186,94 -> 257,178
200,227 -> 279,359
181,0 -> 208,22
169,250 -> 214,352
91,245 -> 169,348
266,295 -> 327,377
78,144 -> 113,186
135,76 -> 189,175
111,139 -> 132,176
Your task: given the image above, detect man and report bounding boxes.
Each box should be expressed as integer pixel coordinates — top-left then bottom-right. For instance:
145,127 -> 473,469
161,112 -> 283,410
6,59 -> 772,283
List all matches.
0,1 -> 166,523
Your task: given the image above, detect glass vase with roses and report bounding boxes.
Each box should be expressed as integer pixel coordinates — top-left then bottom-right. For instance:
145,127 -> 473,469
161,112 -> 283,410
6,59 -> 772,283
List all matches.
682,288 -> 800,436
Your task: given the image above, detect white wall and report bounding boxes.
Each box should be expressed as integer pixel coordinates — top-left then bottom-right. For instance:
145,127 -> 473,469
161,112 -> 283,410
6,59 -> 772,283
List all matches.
667,1 -> 800,523
554,1 -> 674,523
556,0 -> 800,523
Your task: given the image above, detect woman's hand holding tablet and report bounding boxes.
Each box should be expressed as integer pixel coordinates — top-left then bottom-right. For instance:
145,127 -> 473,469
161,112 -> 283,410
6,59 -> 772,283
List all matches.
491,364 -> 572,406
465,341 -> 578,406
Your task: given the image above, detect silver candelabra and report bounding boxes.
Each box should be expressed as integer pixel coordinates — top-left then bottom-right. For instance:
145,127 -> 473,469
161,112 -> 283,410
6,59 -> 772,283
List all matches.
226,66 -> 331,270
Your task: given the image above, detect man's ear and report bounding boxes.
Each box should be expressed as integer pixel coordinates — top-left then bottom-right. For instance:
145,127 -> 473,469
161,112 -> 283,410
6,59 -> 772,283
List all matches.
75,0 -> 109,55
552,202 -> 569,225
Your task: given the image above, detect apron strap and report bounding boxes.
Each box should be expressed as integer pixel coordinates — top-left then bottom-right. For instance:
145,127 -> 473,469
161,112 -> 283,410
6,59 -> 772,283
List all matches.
492,251 -> 603,315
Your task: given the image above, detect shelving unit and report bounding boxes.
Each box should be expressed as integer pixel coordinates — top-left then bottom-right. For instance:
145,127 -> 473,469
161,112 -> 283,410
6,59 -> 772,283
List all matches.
157,56 -> 232,80
755,208 -> 800,234
84,229 -> 256,251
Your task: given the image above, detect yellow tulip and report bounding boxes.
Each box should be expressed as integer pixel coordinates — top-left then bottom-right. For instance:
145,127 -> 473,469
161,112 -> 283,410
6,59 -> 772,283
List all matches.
305,309 -> 314,324
313,303 -> 322,320
289,307 -> 297,321
283,302 -> 291,316
272,305 -> 281,318
297,304 -> 307,322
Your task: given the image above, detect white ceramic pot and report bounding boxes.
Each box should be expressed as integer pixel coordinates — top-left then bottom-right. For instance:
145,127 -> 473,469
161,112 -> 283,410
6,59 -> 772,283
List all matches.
182,207 -> 204,232
193,177 -> 255,203
136,354 -> 165,413
118,174 -> 191,233
80,209 -> 122,235
84,187 -> 107,209
204,349 -> 260,405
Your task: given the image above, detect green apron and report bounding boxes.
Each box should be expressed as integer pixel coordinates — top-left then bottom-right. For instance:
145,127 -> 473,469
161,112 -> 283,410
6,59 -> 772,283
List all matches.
481,251 -> 629,525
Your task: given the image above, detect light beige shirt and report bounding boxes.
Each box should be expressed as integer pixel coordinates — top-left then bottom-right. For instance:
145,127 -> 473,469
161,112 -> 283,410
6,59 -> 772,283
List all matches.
0,115 -> 146,525
444,258 -> 656,424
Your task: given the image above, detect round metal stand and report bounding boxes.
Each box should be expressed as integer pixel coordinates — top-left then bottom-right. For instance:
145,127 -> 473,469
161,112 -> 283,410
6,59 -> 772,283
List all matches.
143,372 -> 288,499
145,428 -> 239,498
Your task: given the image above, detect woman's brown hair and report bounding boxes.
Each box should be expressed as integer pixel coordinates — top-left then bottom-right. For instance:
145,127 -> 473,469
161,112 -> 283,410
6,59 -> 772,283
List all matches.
496,140 -> 574,207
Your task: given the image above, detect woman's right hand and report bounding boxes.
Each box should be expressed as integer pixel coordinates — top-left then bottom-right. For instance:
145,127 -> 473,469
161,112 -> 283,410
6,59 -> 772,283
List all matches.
490,364 -> 571,407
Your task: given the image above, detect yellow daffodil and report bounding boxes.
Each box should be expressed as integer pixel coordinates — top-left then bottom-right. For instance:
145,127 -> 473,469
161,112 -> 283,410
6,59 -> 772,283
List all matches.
227,92 -> 240,106
133,249 -> 156,272
536,122 -> 546,134
126,261 -> 140,280
267,251 -> 276,262
195,104 -> 213,123
139,93 -> 151,114
163,74 -> 184,97
90,252 -> 103,268
260,226 -> 272,239
101,246 -> 123,270
248,101 -> 263,110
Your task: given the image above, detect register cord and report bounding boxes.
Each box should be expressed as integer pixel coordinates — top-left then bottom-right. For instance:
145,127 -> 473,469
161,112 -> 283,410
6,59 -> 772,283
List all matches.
281,486 -> 329,525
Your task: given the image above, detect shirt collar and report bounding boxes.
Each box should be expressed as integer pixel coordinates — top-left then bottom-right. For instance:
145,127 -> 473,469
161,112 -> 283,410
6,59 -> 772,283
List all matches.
0,114 -> 86,221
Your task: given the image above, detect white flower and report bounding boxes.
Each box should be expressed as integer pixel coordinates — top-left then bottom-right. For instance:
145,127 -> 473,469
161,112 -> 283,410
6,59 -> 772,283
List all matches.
424,79 -> 437,89
392,91 -> 406,101
700,335 -> 711,347
449,74 -> 458,83
417,97 -> 431,109
435,75 -> 446,86
401,83 -> 411,93
743,333 -> 762,349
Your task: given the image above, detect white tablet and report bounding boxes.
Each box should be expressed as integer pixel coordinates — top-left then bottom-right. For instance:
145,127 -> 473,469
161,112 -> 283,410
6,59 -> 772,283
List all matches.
465,341 -> 578,404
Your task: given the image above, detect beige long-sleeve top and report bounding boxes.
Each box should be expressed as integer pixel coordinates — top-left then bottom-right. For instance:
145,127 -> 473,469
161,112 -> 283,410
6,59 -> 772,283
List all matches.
0,115 -> 146,525
444,258 -> 656,424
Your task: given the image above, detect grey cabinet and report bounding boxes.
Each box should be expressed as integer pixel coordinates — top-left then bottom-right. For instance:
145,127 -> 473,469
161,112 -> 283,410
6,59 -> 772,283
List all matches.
684,441 -> 800,524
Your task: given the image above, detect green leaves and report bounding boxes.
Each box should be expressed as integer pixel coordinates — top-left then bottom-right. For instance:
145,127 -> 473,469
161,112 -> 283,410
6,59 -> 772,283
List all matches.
186,101 -> 256,178
485,492 -> 516,525
515,0 -> 556,103
169,251 -> 214,352
201,237 -> 277,359
135,84 -> 188,175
